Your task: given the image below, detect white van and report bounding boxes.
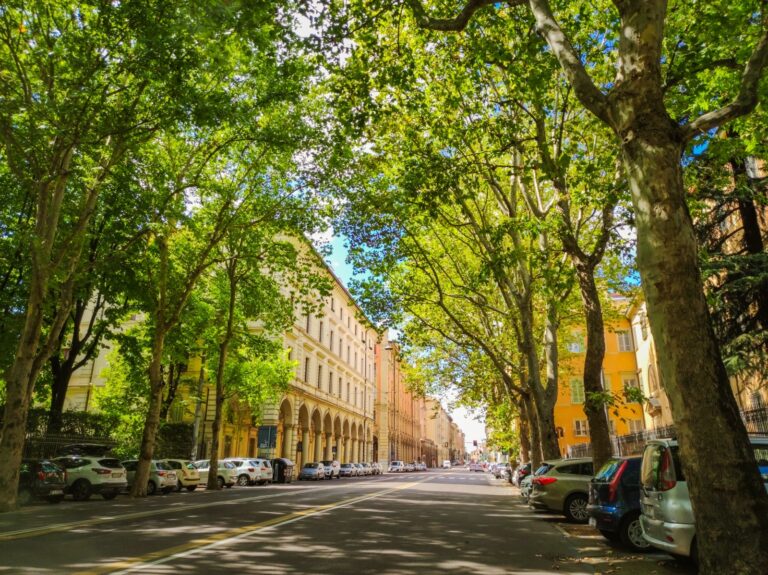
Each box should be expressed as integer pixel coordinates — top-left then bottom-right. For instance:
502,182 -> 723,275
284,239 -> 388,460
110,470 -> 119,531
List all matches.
442,460 -> 452,469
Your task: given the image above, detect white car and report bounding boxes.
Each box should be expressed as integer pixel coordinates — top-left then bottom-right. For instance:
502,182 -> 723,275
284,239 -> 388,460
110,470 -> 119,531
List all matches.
163,459 -> 201,491
52,455 -> 127,501
223,458 -> 260,486
442,460 -> 451,469
122,460 -> 177,495
388,460 -> 405,473
194,459 -> 237,488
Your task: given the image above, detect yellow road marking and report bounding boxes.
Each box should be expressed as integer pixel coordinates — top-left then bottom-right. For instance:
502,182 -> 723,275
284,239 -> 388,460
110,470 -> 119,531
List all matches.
0,475 -> 398,541
72,477 -> 432,575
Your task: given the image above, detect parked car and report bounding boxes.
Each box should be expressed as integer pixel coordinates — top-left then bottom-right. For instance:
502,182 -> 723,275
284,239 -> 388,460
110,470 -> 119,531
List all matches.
371,462 -> 383,475
224,458 -> 270,486
321,460 -> 341,479
250,458 -> 273,485
513,463 -> 532,486
415,462 -> 427,472
298,462 -> 326,481
17,459 -> 66,505
339,463 -> 357,477
388,461 -> 405,473
194,459 -> 237,489
443,460 -> 452,469
352,463 -> 366,476
405,462 -> 415,472
162,459 -> 201,492
587,456 -> 649,551
361,462 -> 374,476
53,455 -> 127,501
640,436 -> 768,563
528,458 -> 594,523
469,462 -> 483,472
521,462 -> 555,503
122,460 -> 177,495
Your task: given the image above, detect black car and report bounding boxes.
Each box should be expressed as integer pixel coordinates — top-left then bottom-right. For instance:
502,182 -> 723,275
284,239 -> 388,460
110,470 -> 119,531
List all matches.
587,456 -> 650,551
18,459 -> 67,505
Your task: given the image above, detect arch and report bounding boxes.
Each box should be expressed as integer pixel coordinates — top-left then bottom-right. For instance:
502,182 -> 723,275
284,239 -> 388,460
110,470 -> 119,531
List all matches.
333,415 -> 343,438
323,411 -> 333,434
298,403 -> 310,429
311,407 -> 322,433
357,423 -> 364,439
279,397 -> 294,426
349,421 -> 357,440
342,418 -> 350,438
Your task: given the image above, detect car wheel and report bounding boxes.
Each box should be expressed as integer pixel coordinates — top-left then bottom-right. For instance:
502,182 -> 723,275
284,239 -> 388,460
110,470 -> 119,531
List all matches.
161,486 -> 174,495
186,485 -> 197,492
619,512 -> 650,551
47,495 -> 64,504
217,476 -> 224,489
17,489 -> 33,506
237,474 -> 250,487
71,479 -> 92,501
225,484 -> 233,489
101,490 -> 118,501
564,493 -> 589,523
146,480 -> 157,496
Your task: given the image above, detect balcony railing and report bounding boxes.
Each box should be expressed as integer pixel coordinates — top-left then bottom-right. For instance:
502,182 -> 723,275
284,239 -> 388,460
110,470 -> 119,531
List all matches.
566,407 -> 768,459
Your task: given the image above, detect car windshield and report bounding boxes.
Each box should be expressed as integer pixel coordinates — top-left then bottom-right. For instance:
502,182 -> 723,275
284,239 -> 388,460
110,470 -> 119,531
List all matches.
594,459 -> 624,482
304,463 -> 319,468
753,445 -> 768,480
155,461 -> 171,471
341,464 -> 352,468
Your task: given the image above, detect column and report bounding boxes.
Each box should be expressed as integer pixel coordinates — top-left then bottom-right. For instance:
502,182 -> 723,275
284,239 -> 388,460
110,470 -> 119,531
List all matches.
282,424 -> 294,459
336,436 -> 343,462
344,437 -> 351,463
314,431 -> 323,461
325,433 -> 333,460
359,441 -> 365,462
301,428 -> 310,467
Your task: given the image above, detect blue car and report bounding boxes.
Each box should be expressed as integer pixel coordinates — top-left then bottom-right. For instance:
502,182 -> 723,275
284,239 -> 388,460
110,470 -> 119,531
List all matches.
587,456 -> 650,551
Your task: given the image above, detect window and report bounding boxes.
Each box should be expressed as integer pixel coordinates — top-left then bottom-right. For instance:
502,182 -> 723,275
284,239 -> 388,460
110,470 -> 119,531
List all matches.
622,375 -> 639,392
609,419 -> 616,435
629,419 -> 645,433
640,314 -> 648,340
318,321 -> 324,343
570,379 -> 585,404
317,365 -> 322,389
617,330 -> 633,352
328,371 -> 333,394
346,382 -> 350,402
331,298 -> 335,311
338,377 -> 343,398
567,340 -> 583,353
330,330 -> 334,350
354,386 -> 358,406
305,313 -> 311,333
304,358 -> 310,382
347,345 -> 350,363
574,419 -> 590,437
354,351 -> 358,371
339,337 -> 343,356
600,371 -> 610,390
355,324 -> 358,336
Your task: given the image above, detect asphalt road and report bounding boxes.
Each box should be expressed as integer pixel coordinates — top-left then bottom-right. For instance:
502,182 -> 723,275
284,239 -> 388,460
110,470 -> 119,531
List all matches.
0,469 -> 694,575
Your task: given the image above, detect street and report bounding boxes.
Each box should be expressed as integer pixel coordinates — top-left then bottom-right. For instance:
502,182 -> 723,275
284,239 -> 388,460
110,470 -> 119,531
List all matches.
0,469 -> 695,574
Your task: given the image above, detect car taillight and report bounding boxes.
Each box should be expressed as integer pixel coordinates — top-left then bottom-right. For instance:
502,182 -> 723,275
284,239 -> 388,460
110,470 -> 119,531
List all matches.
38,471 -> 46,481
247,468 -> 255,472
607,460 -> 628,503
534,476 -> 557,486
158,471 -> 166,477
659,450 -> 676,491
92,468 -> 112,475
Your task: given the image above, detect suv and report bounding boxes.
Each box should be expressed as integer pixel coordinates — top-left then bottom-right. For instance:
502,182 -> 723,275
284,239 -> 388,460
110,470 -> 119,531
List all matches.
122,460 -> 177,495
640,436 -> 768,562
194,460 -> 237,488
223,458 -> 261,486
529,458 -> 594,523
388,461 -> 405,473
321,460 -> 341,479
53,455 -> 126,501
588,456 -> 649,551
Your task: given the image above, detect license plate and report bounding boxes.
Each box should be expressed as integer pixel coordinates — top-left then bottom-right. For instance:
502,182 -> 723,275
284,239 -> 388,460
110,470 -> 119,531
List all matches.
112,473 -> 122,478
49,490 -> 63,495
588,517 -> 596,527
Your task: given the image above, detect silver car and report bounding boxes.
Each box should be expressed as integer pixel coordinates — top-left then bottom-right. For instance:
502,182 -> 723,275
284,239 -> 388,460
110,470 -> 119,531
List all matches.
122,460 -> 177,495
528,458 -> 594,523
639,437 -> 768,561
298,462 -> 326,481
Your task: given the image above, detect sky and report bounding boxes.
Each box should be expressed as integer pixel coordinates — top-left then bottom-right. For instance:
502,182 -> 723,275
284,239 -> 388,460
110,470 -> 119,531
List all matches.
320,234 -> 487,446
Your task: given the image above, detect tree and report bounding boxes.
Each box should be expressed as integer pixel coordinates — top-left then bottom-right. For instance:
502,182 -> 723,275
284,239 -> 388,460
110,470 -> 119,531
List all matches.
0,0 -> 232,511
336,1 -> 768,570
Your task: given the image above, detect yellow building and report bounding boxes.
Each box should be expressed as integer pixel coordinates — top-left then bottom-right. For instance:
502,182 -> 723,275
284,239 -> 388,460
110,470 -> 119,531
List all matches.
555,297 -> 645,457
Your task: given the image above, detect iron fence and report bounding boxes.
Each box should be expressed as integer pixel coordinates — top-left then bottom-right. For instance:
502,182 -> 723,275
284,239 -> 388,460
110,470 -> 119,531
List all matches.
566,407 -> 768,459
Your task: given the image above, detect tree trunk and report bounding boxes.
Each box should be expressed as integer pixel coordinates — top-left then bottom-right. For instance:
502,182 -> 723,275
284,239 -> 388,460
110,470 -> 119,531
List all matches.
191,355 -> 206,460
519,392 -> 538,469
622,131 -> 768,574
575,266 -> 613,471
47,360 -> 74,435
131,330 -> 167,497
538,300 -> 562,460
208,258 -> 238,490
